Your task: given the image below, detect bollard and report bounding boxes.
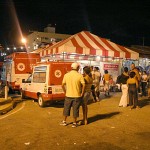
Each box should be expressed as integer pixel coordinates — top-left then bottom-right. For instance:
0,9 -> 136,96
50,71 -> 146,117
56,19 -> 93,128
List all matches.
5,86 -> 8,100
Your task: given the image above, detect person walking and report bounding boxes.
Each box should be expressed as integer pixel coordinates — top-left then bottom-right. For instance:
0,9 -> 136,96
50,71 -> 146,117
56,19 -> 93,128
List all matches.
91,67 -> 101,101
81,66 -> 93,125
103,70 -> 111,96
127,71 -> 139,110
119,67 -> 129,107
60,62 -> 85,127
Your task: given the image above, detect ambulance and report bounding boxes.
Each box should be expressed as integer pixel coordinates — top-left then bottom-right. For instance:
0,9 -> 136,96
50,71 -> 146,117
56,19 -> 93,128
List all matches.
1,52 -> 40,93
20,61 -> 72,107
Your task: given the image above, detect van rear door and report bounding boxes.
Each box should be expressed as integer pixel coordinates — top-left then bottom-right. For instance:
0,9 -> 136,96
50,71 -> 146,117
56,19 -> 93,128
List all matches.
48,62 -> 72,97
50,62 -> 71,85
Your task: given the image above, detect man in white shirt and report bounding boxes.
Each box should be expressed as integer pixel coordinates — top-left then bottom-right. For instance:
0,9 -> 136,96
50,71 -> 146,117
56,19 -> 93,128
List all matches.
91,67 -> 101,101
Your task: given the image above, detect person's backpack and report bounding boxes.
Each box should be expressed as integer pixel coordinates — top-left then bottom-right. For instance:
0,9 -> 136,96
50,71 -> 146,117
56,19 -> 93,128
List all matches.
116,74 -> 123,84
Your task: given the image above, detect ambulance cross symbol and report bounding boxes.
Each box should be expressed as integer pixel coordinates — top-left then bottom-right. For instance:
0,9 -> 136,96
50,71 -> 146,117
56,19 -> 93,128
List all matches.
19,65 -> 23,69
17,63 -> 25,71
55,70 -> 62,78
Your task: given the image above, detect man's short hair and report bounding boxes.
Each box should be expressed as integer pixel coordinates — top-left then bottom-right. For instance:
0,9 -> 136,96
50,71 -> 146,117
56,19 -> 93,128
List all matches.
129,71 -> 136,78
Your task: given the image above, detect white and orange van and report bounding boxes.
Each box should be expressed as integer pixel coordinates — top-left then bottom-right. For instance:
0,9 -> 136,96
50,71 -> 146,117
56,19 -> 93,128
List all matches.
1,52 -> 40,93
20,61 -> 72,107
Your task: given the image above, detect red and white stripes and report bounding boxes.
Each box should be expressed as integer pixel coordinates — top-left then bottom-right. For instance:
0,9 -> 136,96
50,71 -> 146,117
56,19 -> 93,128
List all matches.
39,31 -> 139,60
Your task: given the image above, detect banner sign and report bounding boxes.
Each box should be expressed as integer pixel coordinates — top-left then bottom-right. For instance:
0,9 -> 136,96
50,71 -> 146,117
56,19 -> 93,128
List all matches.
104,64 -> 119,70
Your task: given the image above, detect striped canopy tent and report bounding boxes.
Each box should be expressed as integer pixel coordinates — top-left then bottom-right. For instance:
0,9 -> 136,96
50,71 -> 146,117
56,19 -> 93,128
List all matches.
39,31 -> 139,60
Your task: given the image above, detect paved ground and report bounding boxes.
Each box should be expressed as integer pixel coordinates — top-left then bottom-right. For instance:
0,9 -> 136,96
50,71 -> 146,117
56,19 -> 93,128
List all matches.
0,92 -> 150,150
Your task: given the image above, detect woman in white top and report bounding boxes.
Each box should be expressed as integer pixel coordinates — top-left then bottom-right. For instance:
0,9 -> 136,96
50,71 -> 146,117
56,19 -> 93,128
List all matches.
141,71 -> 148,96
119,67 -> 129,107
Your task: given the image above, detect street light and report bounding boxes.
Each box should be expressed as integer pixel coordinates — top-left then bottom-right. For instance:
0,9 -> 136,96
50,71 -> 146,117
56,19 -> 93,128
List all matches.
21,38 -> 27,44
21,37 -> 28,52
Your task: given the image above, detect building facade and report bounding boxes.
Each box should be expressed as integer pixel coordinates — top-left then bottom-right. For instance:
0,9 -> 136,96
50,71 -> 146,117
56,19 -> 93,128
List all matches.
26,25 -> 71,52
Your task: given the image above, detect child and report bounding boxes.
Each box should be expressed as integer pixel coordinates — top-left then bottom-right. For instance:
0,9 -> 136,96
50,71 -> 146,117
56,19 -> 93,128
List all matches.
103,70 -> 111,96
109,75 -> 115,92
127,71 -> 139,109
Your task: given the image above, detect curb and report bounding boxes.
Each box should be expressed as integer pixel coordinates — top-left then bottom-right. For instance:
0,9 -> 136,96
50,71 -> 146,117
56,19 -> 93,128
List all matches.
0,97 -> 14,115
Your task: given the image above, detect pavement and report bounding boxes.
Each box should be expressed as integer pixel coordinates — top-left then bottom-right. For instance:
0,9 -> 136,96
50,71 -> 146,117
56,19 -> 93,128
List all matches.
0,92 -> 150,150
0,97 -> 14,115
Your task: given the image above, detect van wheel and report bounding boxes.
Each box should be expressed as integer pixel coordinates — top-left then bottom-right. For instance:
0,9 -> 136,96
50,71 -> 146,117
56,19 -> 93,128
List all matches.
8,87 -> 15,94
38,95 -> 45,107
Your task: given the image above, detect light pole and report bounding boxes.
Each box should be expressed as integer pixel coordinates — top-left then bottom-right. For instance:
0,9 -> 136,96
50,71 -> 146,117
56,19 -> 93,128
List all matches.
142,37 -> 145,46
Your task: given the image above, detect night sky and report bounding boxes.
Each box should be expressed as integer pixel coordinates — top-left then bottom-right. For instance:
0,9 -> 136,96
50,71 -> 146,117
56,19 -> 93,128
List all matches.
0,0 -> 150,47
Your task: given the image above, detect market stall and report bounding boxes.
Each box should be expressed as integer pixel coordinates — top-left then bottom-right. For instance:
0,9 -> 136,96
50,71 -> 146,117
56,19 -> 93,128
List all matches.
39,31 -> 139,60
37,31 -> 139,81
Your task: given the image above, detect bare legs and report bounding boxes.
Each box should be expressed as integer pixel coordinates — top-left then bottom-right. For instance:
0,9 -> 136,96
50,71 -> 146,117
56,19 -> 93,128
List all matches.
82,102 -> 88,125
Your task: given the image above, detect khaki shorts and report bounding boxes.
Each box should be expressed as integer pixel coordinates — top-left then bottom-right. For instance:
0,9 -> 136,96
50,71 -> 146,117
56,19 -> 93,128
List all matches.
104,81 -> 110,91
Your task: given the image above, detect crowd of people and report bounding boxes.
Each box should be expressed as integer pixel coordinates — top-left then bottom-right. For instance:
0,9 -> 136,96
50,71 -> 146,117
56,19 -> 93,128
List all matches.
60,62 -> 149,128
119,63 -> 150,110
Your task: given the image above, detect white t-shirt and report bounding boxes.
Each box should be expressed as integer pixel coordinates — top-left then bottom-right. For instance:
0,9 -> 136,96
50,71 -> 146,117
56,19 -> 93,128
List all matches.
92,71 -> 101,84
141,74 -> 148,82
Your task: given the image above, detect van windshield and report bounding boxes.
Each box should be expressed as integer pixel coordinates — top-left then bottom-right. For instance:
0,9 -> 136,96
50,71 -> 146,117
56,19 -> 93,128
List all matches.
26,74 -> 32,83
34,66 -> 47,71
33,72 -> 46,83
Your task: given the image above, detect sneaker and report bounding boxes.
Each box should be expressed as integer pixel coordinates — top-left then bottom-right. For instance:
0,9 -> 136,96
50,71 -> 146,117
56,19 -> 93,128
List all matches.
72,123 -> 78,128
60,120 -> 67,126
